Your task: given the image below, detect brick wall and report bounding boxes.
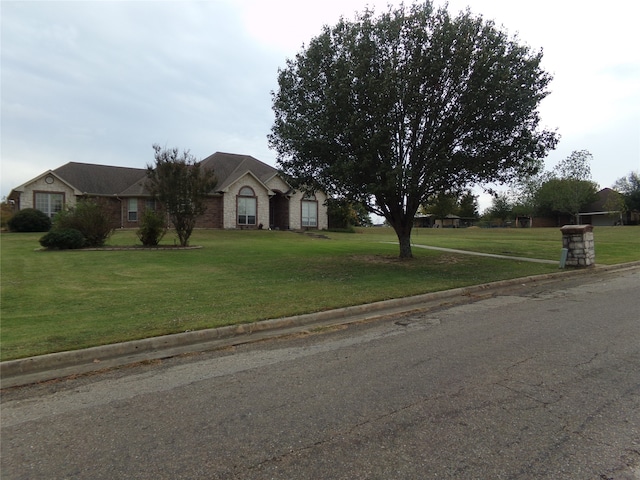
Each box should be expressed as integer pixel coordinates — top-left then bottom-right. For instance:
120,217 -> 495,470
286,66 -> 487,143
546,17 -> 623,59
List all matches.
196,196 -> 223,228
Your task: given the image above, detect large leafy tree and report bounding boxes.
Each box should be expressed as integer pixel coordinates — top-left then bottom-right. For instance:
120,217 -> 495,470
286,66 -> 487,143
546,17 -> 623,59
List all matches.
534,150 -> 599,223
146,145 -> 217,247
613,171 -> 640,213
421,192 -> 458,221
458,190 -> 479,219
270,2 -> 558,257
555,149 -> 593,181
510,172 -> 545,216
534,178 -> 598,223
486,192 -> 514,226
421,189 -> 479,220
327,198 -> 372,228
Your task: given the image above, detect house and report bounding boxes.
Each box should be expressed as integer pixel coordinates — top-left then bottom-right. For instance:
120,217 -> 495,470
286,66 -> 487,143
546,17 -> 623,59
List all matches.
578,188 -> 626,226
413,214 -> 463,228
528,188 -> 638,227
7,152 -> 328,231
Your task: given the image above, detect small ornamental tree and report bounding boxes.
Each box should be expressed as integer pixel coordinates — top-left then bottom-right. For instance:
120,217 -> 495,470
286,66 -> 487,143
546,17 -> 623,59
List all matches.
146,145 -> 217,247
270,2 -> 558,257
534,150 -> 599,223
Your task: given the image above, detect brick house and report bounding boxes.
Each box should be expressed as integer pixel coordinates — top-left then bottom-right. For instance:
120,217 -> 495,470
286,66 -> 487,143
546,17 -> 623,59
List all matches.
577,188 -> 634,226
8,152 -> 328,230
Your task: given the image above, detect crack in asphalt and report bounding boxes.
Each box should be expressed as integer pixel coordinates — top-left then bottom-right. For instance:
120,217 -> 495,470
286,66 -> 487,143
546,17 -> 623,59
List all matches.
236,386 -> 470,477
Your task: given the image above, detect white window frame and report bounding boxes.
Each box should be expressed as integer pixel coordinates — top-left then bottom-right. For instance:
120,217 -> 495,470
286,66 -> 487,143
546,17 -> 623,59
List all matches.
128,198 -> 138,222
301,199 -> 318,227
34,192 -> 64,219
237,187 -> 257,226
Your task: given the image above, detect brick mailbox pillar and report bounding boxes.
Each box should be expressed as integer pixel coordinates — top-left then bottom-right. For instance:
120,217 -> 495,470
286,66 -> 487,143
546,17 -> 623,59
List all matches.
560,225 -> 595,267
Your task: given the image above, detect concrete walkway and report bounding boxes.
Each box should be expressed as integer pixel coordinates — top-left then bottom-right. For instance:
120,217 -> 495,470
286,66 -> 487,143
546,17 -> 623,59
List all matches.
407,243 -> 559,264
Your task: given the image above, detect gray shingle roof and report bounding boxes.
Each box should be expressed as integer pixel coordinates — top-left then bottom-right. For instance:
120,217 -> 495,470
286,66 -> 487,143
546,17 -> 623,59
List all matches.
53,162 -> 148,196
200,152 -> 279,192
583,188 -> 622,212
48,153 -> 283,197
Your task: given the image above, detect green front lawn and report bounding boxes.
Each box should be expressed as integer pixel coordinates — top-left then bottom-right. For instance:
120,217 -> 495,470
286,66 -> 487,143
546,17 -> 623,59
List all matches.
1,226 -> 638,360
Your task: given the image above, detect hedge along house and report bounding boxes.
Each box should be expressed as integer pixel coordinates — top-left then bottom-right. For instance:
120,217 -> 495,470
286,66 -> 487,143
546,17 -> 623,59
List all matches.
8,152 -> 328,231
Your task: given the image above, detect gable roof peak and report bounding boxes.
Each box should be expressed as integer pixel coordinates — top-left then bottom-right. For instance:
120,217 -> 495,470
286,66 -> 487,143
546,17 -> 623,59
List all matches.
199,152 -> 282,192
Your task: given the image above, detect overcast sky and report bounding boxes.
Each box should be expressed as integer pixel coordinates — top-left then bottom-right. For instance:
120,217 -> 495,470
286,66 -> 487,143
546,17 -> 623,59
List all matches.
2,0 -> 639,212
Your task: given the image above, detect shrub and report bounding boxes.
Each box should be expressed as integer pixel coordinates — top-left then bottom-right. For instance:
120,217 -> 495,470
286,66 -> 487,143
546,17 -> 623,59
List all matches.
54,200 -> 114,247
7,208 -> 52,232
136,209 -> 168,246
1,202 -> 15,230
39,228 -> 86,250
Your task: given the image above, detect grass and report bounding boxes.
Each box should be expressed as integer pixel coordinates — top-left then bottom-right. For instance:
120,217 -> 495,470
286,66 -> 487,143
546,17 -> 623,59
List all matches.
1,226 -> 638,360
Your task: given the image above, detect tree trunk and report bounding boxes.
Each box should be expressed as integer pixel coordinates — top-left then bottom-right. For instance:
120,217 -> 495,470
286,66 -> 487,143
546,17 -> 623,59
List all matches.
397,233 -> 413,258
386,208 -> 416,258
392,221 -> 413,259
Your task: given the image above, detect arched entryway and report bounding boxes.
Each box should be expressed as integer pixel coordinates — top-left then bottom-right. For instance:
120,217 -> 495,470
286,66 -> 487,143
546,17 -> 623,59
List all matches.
269,191 -> 289,230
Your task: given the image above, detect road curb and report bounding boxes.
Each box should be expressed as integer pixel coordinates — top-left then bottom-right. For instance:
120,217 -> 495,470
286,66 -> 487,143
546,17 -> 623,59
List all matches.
2,261 -> 639,389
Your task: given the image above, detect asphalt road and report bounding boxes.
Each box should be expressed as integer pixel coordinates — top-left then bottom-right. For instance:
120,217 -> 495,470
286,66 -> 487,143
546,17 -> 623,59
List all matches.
2,267 -> 639,479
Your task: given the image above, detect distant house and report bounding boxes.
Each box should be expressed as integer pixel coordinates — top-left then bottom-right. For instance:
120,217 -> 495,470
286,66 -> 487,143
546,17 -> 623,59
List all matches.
8,152 -> 328,231
413,214 -> 434,228
414,214 -> 463,228
530,214 -> 573,228
578,188 -> 625,226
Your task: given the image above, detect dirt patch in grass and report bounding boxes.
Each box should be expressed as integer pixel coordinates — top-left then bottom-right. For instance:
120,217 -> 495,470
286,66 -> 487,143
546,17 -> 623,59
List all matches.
351,254 -> 407,264
433,254 -> 466,264
297,231 -> 331,240
69,245 -> 202,251
353,253 -> 466,265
